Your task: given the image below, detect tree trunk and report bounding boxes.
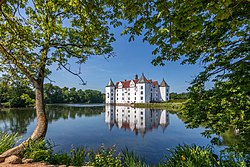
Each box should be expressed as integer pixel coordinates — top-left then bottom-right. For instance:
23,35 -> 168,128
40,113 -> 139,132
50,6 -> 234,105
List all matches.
0,82 -> 48,162
31,83 -> 48,140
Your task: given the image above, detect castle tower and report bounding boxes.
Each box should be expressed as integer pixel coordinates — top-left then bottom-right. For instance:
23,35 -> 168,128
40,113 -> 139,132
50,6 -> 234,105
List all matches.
159,79 -> 170,101
105,105 -> 115,131
136,73 -> 148,103
105,78 -> 116,104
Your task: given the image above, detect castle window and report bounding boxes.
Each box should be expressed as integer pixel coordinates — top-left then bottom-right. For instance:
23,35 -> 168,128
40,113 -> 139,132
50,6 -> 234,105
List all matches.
107,93 -> 109,98
117,98 -> 118,100
141,86 -> 143,89
122,93 -> 124,96
128,93 -> 130,95
135,92 -> 136,95
111,98 -> 113,100
140,91 -> 143,95
111,93 -> 113,96
128,97 -> 130,100
135,97 -> 136,100
122,97 -> 124,100
141,97 -> 143,100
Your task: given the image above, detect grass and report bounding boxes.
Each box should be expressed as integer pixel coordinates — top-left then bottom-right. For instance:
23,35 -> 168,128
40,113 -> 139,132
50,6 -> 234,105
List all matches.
0,132 -> 19,154
133,100 -> 186,112
0,132 -> 248,167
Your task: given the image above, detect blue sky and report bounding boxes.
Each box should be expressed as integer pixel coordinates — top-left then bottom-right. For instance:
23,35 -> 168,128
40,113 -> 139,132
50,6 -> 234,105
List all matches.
47,28 -> 203,93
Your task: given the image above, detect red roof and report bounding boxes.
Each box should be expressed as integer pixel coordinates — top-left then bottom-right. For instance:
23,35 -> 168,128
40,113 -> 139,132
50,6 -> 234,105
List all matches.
116,79 -> 139,88
153,81 -> 158,86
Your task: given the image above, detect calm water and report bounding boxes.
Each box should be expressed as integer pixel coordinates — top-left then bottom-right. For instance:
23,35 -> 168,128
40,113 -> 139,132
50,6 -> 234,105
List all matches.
0,104 -> 223,164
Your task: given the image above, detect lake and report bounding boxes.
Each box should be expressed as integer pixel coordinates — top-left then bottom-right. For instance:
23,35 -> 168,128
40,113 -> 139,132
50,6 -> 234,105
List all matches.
0,104 -> 224,164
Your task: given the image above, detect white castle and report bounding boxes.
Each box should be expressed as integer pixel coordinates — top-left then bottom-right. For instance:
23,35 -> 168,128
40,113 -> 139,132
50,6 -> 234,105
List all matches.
105,74 -> 169,104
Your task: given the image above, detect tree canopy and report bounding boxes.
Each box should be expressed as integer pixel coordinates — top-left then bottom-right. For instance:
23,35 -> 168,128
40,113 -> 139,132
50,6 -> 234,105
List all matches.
0,0 -> 120,159
118,0 -> 249,156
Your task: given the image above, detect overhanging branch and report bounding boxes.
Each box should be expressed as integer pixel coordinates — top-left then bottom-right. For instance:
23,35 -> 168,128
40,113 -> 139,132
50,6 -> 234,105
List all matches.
59,62 -> 87,86
0,43 -> 35,84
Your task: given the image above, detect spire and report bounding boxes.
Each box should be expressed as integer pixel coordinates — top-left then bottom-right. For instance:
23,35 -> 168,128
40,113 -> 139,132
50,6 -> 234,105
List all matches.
138,73 -> 148,83
160,78 -> 169,87
106,78 -> 115,87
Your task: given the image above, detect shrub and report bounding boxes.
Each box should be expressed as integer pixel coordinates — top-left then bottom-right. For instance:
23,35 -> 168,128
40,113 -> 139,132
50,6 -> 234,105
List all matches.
88,145 -> 122,167
164,144 -> 217,167
22,139 -> 54,162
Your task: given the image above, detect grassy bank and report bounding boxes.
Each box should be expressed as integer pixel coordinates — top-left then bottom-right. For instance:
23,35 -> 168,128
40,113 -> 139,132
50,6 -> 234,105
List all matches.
133,100 -> 186,112
0,132 -> 248,167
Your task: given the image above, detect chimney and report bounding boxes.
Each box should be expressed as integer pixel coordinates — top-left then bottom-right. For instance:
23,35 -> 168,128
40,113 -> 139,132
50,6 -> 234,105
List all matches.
135,74 -> 138,80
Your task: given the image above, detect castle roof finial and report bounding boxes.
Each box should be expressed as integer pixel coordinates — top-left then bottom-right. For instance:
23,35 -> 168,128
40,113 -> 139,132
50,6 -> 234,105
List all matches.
106,78 -> 115,87
160,78 -> 169,87
138,73 -> 148,83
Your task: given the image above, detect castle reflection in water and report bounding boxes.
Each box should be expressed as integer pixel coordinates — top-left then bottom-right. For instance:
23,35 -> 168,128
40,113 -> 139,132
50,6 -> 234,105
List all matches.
105,105 -> 169,137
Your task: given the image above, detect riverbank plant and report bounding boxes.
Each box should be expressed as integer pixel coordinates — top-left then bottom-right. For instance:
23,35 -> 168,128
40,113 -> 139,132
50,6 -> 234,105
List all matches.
0,134 -> 248,166
0,132 -> 18,154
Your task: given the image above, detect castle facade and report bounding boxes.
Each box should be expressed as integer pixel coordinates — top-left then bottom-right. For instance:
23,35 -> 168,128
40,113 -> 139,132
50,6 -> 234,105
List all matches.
105,74 -> 169,104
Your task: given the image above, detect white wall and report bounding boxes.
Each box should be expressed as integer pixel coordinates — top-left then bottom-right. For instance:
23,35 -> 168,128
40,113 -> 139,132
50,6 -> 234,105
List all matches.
105,105 -> 170,136
105,86 -> 115,103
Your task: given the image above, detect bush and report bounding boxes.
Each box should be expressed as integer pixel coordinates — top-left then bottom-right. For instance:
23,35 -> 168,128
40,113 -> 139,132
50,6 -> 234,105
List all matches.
0,132 -> 18,154
22,139 -> 54,162
88,145 -> 122,167
162,144 -> 247,167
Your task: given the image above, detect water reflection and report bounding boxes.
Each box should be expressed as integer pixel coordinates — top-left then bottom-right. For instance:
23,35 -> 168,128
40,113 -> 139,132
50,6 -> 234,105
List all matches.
105,105 -> 169,137
0,105 -> 104,135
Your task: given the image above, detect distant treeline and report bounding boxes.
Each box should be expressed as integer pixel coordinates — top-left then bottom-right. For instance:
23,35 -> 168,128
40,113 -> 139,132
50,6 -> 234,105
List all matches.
0,83 -> 104,107
170,92 -> 189,100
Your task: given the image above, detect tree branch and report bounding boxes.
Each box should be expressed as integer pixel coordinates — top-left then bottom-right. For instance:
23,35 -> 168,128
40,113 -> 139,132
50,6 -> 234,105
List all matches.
0,44 -> 35,84
50,43 -> 98,49
59,62 -> 87,86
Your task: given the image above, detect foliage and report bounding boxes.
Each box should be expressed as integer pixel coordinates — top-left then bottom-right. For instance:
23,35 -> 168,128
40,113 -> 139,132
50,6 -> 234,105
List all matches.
117,0 -> 250,158
170,92 -> 189,100
44,83 -> 104,104
0,132 -> 18,154
122,148 -> 148,167
0,82 -> 104,108
0,0 -> 121,144
162,144 -> 247,167
134,101 -> 184,111
22,139 -> 54,162
88,145 -> 122,167
0,79 -> 35,107
70,146 -> 88,166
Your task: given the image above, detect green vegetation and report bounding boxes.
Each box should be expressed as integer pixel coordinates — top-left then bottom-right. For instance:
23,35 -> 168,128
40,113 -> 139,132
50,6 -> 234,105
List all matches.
119,0 -> 250,159
0,132 -> 18,154
162,144 -> 247,167
0,80 -> 35,107
134,100 -> 185,112
0,82 -> 104,108
44,83 -> 104,104
1,133 -> 248,166
170,93 -> 189,100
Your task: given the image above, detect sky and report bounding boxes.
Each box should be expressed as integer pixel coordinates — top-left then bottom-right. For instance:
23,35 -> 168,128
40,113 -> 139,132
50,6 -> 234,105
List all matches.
47,27 -> 204,93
